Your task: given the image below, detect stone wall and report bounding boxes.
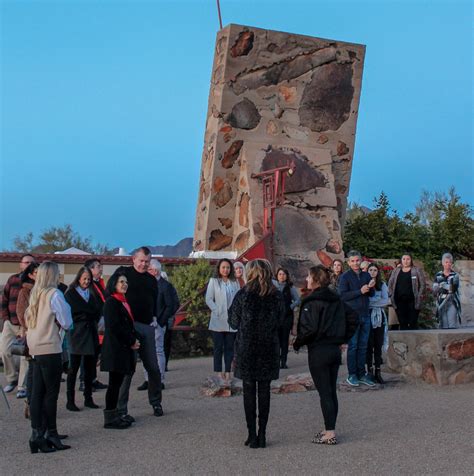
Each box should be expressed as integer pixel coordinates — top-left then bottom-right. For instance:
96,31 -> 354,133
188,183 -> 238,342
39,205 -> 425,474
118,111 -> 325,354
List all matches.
387,329 -> 474,385
194,24 -> 365,283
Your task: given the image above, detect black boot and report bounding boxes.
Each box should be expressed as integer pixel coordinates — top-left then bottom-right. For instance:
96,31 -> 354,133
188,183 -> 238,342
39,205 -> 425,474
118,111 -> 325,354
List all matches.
66,390 -> 80,412
45,429 -> 71,450
29,429 -> 56,454
367,365 -> 374,377
374,368 -> 385,384
257,380 -> 271,448
84,397 -> 99,409
243,380 -> 258,448
257,427 -> 266,448
103,409 -> 130,429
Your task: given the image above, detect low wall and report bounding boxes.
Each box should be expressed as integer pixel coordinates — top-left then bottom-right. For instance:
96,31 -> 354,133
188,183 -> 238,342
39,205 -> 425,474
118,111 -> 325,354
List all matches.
387,329 -> 474,385
456,260 -> 473,326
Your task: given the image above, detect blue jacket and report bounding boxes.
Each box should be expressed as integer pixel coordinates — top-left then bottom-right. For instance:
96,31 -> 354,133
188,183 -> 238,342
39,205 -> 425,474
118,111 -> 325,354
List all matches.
338,269 -> 374,318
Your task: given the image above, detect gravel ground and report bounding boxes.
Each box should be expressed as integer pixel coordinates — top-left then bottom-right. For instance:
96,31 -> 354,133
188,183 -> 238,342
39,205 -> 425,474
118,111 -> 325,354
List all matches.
1,352 -> 473,475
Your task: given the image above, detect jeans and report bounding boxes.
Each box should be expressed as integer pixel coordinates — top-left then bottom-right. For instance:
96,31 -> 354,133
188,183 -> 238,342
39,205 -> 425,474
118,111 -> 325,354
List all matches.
347,315 -> 371,378
118,321 -> 162,414
309,345 -> 341,431
68,354 -> 96,401
30,353 -> 62,431
106,371 -> 125,410
366,326 -> 384,368
211,331 -> 236,372
144,322 -> 166,382
278,317 -> 293,366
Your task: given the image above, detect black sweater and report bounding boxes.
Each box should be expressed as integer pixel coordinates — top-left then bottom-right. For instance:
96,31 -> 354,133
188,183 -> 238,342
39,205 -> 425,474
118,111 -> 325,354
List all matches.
116,266 -> 158,325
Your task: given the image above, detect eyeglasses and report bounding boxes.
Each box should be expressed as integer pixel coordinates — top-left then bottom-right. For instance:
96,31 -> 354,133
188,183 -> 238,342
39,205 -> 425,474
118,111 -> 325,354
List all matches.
21,261 -> 34,265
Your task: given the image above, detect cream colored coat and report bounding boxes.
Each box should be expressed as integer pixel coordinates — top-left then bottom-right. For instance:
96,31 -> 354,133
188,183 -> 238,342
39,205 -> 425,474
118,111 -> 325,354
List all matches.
205,278 -> 240,332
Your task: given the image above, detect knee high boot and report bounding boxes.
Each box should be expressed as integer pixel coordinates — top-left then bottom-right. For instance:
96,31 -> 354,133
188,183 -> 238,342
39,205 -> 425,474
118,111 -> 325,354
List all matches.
257,381 -> 271,448
242,380 -> 258,448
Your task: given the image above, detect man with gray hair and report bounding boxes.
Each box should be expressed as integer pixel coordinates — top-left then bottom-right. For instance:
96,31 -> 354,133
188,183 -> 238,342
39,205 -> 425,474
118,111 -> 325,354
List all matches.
137,259 -> 175,391
338,250 -> 376,387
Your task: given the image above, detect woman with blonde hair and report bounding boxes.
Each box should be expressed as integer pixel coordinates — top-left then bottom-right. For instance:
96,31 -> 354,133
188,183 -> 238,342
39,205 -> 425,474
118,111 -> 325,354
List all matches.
233,261 -> 247,288
25,261 -> 73,453
229,259 -> 284,449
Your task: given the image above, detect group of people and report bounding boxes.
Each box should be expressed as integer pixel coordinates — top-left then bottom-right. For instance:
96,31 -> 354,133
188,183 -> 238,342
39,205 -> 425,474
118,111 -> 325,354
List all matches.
0,249 -> 462,451
0,247 -> 179,453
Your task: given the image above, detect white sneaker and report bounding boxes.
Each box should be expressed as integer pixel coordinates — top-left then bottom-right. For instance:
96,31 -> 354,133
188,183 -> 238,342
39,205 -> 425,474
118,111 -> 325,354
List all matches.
3,383 -> 17,393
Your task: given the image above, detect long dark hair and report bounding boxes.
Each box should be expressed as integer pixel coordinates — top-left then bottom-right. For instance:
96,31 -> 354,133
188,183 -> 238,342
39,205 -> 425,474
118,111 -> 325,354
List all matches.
367,263 -> 383,291
213,258 -> 236,280
106,272 -> 128,295
275,267 -> 293,287
69,266 -> 93,290
21,262 -> 40,284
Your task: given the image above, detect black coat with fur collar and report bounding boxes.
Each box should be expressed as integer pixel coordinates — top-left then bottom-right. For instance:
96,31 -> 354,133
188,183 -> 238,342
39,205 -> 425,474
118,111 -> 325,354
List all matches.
228,288 -> 285,381
294,287 -> 358,351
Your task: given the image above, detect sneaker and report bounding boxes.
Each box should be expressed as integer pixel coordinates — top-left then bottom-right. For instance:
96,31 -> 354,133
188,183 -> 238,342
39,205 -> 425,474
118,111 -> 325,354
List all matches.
346,375 -> 360,387
16,389 -> 27,399
3,382 -> 17,393
137,381 -> 148,391
153,404 -> 164,417
359,374 -> 376,387
92,380 -> 108,390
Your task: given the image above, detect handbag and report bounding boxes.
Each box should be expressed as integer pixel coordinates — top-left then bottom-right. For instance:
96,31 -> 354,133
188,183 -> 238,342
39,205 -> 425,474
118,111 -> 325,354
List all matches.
10,337 -> 27,356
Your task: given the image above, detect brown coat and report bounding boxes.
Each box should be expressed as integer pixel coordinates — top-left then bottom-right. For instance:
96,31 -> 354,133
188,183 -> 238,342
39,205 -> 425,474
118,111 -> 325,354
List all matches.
16,282 -> 34,329
388,266 -> 426,311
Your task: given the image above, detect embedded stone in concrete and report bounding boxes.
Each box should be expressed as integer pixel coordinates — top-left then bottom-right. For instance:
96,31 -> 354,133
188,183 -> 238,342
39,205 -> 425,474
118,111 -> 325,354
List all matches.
208,229 -> 233,251
218,217 -> 233,229
222,140 -> 243,169
230,30 -> 254,57
387,329 -> 474,385
227,98 -> 261,130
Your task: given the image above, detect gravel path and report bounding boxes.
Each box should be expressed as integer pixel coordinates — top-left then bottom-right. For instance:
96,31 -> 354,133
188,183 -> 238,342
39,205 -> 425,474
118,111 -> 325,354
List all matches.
1,352 -> 473,475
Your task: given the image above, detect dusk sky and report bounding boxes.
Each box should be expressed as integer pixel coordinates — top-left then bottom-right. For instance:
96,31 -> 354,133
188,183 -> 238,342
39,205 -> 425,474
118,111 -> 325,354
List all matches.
1,0 -> 472,252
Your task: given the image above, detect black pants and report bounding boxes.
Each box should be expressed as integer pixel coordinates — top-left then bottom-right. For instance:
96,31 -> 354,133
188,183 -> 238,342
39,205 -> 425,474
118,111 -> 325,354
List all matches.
105,372 -> 125,410
278,317 -> 293,365
308,345 -> 341,431
366,326 -> 384,368
118,321 -> 162,414
243,379 -> 271,433
67,354 -> 96,400
30,353 -> 62,431
79,352 -> 98,382
211,331 -> 236,372
396,299 -> 419,330
164,326 -> 172,366
26,360 -> 33,402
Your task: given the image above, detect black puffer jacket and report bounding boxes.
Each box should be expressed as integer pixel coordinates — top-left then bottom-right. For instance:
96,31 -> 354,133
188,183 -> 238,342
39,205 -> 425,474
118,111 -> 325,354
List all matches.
294,287 -> 358,351
228,288 -> 285,381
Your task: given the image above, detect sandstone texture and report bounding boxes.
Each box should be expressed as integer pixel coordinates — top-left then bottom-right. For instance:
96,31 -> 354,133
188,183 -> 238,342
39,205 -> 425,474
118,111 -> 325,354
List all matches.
387,329 -> 474,385
194,25 -> 365,280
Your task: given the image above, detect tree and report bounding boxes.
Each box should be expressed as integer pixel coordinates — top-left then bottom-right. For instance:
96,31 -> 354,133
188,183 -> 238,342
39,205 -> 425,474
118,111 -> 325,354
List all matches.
12,224 -> 112,255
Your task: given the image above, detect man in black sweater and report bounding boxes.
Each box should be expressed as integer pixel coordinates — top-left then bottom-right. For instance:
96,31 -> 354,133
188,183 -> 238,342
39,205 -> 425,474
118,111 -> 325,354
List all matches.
116,247 -> 163,418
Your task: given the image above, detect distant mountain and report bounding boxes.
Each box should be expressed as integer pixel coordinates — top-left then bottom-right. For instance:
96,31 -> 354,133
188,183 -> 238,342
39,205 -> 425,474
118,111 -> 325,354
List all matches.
148,238 -> 193,257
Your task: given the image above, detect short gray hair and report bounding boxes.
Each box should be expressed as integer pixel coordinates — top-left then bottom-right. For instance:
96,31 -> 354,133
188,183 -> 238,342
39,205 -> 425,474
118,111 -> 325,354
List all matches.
441,253 -> 453,263
347,250 -> 362,259
149,259 -> 162,272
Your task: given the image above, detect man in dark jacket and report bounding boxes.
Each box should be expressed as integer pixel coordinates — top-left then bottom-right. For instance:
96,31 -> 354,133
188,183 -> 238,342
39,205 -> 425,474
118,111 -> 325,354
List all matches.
116,247 -> 163,417
338,250 -> 376,387
136,259 -> 175,390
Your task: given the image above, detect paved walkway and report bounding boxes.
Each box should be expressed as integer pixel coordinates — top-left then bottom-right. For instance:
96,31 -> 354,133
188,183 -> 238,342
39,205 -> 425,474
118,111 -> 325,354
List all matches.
1,352 -> 473,475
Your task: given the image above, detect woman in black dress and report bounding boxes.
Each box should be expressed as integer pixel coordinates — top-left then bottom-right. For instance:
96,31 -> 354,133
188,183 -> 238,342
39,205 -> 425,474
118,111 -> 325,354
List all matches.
101,272 -> 140,429
65,267 -> 101,411
229,259 -> 284,449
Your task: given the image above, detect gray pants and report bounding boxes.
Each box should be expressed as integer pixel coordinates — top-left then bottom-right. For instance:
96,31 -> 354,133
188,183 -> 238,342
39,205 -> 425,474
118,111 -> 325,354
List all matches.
439,303 -> 459,329
117,321 -> 162,414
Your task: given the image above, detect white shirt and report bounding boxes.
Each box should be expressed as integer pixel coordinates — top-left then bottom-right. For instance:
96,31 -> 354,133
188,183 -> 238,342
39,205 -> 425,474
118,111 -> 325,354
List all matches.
51,290 -> 73,330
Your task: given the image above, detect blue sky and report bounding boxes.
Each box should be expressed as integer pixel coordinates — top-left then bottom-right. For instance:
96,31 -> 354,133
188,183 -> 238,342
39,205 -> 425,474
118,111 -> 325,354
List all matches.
1,0 -> 472,251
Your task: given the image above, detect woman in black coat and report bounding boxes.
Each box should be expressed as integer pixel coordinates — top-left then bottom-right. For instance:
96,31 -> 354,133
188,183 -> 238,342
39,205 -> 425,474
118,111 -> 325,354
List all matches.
228,259 -> 284,449
65,267 -> 101,411
101,272 -> 140,429
294,265 -> 357,445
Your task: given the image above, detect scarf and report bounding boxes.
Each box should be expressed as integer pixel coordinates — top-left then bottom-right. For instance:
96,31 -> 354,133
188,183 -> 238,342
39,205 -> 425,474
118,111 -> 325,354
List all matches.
93,279 -> 106,303
112,293 -> 134,321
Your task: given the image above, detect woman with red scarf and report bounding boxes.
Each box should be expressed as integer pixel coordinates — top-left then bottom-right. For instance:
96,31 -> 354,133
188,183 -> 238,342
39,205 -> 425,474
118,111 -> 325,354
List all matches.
101,272 -> 140,429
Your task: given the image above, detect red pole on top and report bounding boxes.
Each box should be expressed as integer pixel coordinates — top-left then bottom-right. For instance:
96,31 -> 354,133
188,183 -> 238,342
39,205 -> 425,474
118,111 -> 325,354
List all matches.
216,0 -> 223,30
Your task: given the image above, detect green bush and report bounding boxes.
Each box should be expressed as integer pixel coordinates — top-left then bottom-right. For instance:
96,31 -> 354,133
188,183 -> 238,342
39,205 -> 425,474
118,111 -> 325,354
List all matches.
169,259 -> 213,329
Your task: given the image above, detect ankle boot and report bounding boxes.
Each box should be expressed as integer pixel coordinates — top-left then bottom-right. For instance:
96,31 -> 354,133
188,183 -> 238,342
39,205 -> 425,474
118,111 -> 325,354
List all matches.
84,397 -> 99,409
257,427 -> 267,448
374,368 -> 385,384
29,429 -> 56,454
103,409 -> 130,429
45,429 -> 71,450
66,390 -> 80,412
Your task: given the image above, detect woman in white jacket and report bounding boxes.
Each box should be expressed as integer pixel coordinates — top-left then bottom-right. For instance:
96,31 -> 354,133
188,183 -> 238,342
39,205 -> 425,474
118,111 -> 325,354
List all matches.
205,259 -> 240,381
366,263 -> 390,384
